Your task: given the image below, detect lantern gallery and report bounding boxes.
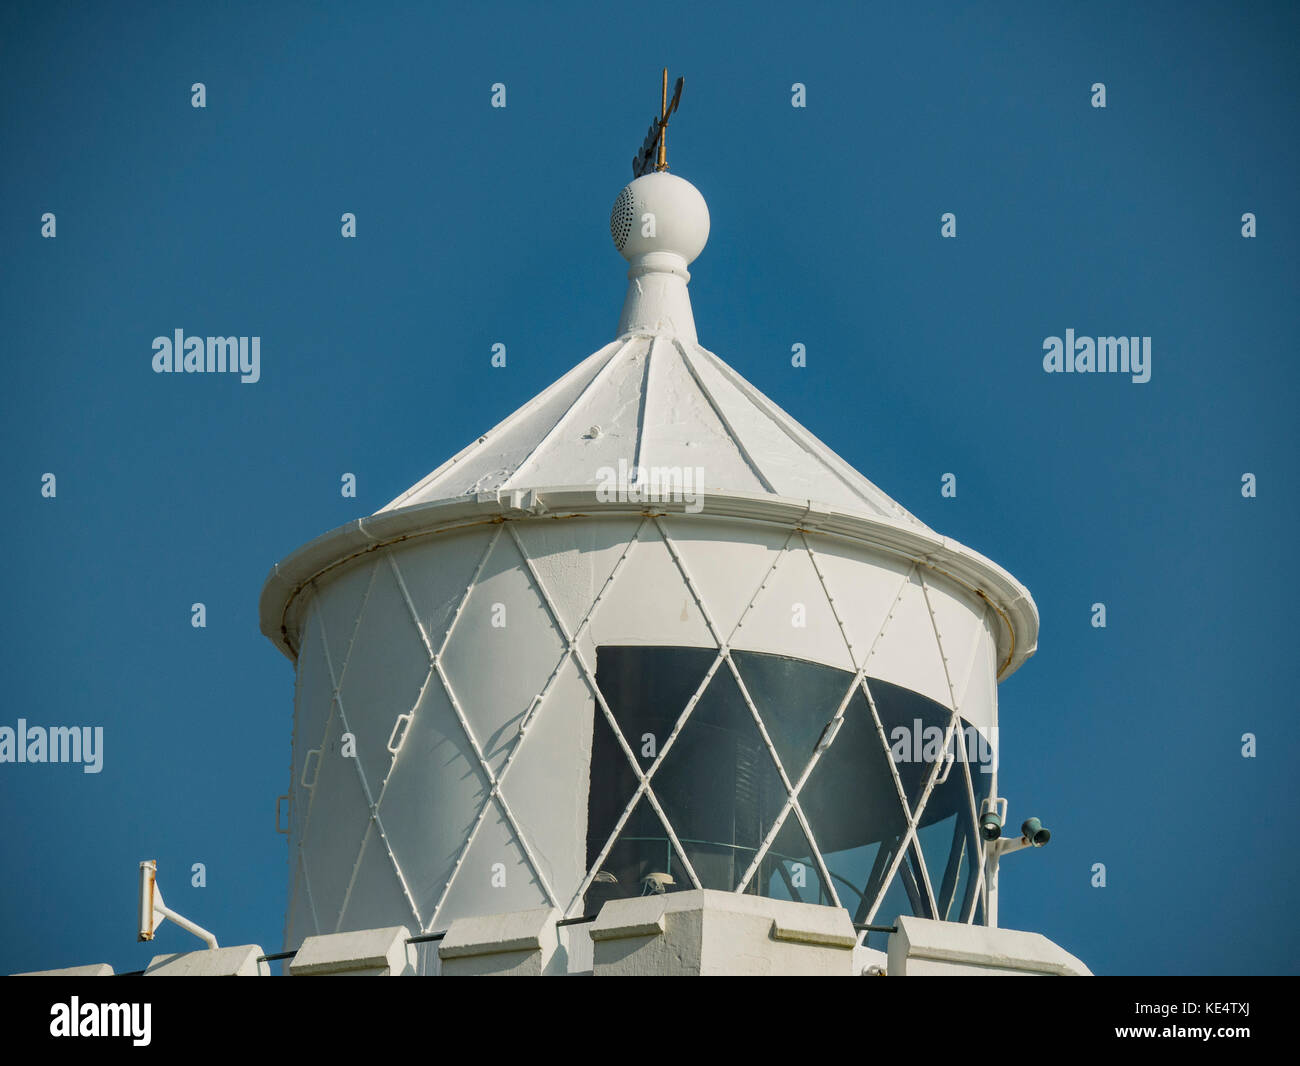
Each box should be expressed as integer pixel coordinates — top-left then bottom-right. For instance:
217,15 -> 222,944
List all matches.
1042,330 -> 1151,383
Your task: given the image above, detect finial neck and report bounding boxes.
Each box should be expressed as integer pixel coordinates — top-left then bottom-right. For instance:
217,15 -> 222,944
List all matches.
616,252 -> 697,343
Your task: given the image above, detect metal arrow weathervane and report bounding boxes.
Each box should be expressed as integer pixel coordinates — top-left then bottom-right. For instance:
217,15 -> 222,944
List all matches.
632,68 -> 684,177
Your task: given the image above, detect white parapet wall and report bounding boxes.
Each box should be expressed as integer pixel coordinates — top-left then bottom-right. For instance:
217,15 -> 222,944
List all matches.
290,926 -> 415,976
590,889 -> 859,976
15,963 -> 116,977
438,905 -> 563,976
886,915 -> 1092,976
145,945 -> 269,977
12,907 -> 1092,975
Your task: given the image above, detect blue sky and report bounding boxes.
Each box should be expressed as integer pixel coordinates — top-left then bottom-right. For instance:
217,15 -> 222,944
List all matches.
1,0 -> 1296,976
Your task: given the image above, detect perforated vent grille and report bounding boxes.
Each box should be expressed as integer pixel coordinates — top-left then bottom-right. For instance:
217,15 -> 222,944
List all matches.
610,187 -> 634,251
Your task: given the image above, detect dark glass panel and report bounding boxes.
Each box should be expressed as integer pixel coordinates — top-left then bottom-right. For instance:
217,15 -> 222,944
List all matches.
585,645 -> 988,929
862,839 -> 931,950
585,646 -> 715,873
732,649 -> 853,785
759,813 -> 832,906
799,683 -> 909,860
583,796 -> 688,914
651,663 -> 789,889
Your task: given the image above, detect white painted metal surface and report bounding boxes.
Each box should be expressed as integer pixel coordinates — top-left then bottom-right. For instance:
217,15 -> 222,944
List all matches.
261,170 -> 1041,969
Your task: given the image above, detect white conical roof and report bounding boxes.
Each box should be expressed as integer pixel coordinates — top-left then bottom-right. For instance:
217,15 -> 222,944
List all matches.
381,171 -> 928,531
380,333 -> 929,530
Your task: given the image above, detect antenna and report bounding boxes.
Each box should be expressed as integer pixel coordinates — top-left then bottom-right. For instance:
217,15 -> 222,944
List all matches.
632,68 -> 684,178
657,69 -> 669,171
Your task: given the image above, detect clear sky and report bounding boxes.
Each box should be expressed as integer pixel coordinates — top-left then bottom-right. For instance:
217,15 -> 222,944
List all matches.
1,0 -> 1296,976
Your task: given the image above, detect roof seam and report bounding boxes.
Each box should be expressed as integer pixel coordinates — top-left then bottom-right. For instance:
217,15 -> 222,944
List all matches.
629,335 -> 657,478
382,340 -> 623,511
498,336 -> 636,492
688,344 -> 924,526
671,337 -> 778,494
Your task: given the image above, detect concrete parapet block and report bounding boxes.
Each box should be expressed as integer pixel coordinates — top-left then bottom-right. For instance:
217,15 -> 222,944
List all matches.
592,889 -> 857,976
887,915 -> 1092,976
291,926 -> 415,976
145,945 -> 268,976
439,906 -> 563,976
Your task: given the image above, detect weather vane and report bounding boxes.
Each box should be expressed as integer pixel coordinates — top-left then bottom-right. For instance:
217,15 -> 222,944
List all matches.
632,68 -> 684,178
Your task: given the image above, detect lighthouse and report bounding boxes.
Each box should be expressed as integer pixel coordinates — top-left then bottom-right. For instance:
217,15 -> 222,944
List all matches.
253,77 -> 1087,977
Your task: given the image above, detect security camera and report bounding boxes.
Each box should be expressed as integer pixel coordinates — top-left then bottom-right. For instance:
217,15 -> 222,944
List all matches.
1021,817 -> 1051,847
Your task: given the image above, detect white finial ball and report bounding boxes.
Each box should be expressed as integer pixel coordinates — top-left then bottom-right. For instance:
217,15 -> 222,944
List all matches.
610,172 -> 710,264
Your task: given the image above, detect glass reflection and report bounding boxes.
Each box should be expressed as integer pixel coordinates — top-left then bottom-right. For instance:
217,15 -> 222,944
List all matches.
584,646 -> 987,928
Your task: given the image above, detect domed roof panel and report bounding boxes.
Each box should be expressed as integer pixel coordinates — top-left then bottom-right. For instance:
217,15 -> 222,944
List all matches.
520,334 -> 771,497
381,339 -> 623,511
627,335 -> 775,495
682,343 -> 927,528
